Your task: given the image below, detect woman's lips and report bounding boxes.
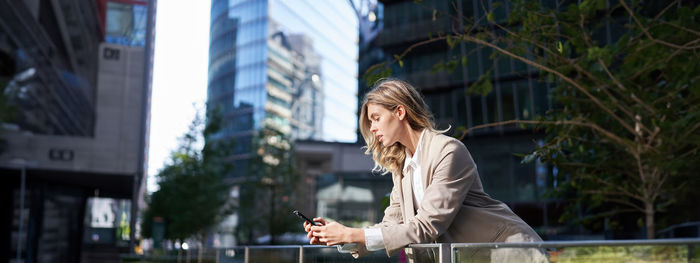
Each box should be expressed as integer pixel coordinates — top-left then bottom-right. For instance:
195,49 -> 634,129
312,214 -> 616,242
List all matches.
377,135 -> 383,142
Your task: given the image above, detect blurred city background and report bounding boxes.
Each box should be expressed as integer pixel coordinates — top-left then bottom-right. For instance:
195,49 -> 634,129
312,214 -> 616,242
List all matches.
0,0 -> 698,262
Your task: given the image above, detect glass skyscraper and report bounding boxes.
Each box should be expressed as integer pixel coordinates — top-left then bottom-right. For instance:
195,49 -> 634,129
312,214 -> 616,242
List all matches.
208,0 -> 358,176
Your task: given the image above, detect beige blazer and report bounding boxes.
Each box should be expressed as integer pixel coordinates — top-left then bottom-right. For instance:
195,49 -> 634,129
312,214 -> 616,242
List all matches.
353,130 -> 541,258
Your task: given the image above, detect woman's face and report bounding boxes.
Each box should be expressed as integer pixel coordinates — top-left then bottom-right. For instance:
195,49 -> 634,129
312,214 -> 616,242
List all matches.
367,103 -> 404,147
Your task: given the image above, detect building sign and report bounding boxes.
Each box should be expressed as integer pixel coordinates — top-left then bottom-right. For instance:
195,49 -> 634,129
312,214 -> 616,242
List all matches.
48,148 -> 74,161
103,47 -> 121,60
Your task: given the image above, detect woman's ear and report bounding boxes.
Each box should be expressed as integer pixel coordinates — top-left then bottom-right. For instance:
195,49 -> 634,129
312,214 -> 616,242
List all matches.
395,105 -> 406,120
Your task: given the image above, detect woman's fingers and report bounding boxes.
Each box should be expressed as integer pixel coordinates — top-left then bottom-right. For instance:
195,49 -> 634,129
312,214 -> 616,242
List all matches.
309,236 -> 320,245
312,225 -> 342,246
318,237 -> 338,246
313,217 -> 327,225
310,225 -> 323,232
307,226 -> 326,245
310,236 -> 326,245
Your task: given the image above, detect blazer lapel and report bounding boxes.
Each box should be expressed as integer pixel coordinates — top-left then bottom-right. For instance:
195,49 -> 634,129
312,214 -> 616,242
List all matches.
419,130 -> 435,189
401,171 -> 414,217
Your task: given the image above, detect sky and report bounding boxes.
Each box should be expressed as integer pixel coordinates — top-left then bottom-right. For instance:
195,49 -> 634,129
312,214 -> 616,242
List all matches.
147,0 -> 210,192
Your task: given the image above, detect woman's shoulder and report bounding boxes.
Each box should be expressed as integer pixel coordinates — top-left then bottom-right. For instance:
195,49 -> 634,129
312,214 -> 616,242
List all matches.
421,130 -> 474,167
424,130 -> 469,154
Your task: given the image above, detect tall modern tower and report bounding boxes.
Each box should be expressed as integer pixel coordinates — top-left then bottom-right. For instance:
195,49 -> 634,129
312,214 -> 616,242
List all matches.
208,0 -> 357,246
208,0 -> 358,176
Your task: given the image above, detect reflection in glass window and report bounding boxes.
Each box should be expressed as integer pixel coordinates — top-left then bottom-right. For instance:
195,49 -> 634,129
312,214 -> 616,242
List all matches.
105,2 -> 147,46
486,92 -> 498,124
501,83 -> 515,121
455,88 -> 467,127
533,82 -> 549,117
514,155 -> 537,202
479,154 -> 513,201
471,96 -> 484,126
466,43 -> 480,81
517,81 -> 533,120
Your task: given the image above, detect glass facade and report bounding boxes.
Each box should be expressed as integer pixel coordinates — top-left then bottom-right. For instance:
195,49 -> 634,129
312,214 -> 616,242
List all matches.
365,0 -> 563,238
268,0 -> 358,142
379,0 -> 549,131
104,1 -> 148,46
0,1 -> 101,136
366,0 -> 644,239
209,0 -> 268,176
208,0 -> 358,176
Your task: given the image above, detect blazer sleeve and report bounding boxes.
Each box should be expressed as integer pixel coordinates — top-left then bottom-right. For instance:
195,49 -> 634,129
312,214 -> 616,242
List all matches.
349,175 -> 405,258
379,140 -> 478,257
372,175 -> 404,228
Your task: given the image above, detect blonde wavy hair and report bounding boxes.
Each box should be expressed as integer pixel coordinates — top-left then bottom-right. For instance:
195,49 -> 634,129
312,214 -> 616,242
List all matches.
359,78 -> 441,176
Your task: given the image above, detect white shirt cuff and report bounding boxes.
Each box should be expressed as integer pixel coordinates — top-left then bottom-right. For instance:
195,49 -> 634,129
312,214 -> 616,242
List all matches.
364,228 -> 385,251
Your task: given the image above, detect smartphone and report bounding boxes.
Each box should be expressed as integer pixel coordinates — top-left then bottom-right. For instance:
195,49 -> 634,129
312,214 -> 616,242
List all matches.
293,210 -> 321,226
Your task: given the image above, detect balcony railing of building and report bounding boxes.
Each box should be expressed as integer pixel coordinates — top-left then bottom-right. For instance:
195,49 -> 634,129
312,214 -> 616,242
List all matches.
123,238 -> 700,263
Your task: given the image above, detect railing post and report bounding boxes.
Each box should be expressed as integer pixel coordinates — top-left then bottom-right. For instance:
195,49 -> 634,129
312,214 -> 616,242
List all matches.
299,245 -> 304,263
244,246 -> 249,263
439,243 -> 450,263
689,243 -> 695,262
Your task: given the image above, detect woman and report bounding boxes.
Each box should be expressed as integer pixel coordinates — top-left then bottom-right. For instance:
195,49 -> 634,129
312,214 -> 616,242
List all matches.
304,79 -> 543,260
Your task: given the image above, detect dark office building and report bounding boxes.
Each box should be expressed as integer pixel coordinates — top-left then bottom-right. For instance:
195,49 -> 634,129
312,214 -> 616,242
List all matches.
364,0 -> 569,239
0,0 -> 156,262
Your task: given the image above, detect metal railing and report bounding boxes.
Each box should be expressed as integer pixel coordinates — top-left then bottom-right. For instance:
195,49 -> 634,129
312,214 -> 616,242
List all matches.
123,238 -> 700,263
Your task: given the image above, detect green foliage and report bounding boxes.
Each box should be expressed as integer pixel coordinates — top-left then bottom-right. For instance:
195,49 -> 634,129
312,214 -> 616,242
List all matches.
141,107 -> 235,243
363,62 -> 393,87
553,245 -> 695,262
520,1 -> 700,237
467,71 -> 493,97
237,126 -> 299,244
394,54 -> 404,68
365,0 -> 700,238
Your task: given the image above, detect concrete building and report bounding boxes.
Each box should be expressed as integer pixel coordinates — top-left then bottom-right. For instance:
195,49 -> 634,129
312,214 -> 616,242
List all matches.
0,0 -> 156,262
294,140 -> 390,227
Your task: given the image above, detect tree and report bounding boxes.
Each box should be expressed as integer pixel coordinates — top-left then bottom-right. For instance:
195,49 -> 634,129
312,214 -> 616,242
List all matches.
142,107 -> 235,261
365,0 -> 699,238
237,126 -> 299,244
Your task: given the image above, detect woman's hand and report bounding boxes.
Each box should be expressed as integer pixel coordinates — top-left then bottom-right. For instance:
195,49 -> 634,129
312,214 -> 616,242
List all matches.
303,217 -> 327,245
310,221 -> 364,246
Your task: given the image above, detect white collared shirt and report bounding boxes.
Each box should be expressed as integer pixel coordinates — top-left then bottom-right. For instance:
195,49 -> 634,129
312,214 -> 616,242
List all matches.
362,129 -> 426,251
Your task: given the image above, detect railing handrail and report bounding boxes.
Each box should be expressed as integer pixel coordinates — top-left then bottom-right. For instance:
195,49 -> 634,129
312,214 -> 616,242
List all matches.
129,238 -> 700,263
213,238 -> 700,250
445,237 -> 700,248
